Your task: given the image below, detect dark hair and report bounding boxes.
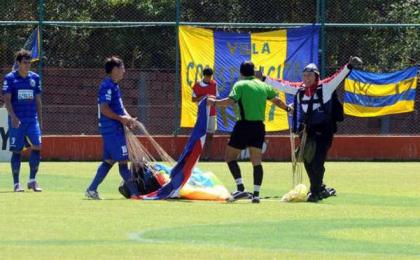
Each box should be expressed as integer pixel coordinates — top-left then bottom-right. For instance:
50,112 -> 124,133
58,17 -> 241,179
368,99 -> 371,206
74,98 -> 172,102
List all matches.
203,67 -> 213,76
104,56 -> 124,74
15,49 -> 32,62
240,61 -> 255,77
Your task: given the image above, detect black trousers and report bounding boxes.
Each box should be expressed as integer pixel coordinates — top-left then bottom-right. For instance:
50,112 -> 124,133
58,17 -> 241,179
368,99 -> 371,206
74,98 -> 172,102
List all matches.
303,127 -> 334,195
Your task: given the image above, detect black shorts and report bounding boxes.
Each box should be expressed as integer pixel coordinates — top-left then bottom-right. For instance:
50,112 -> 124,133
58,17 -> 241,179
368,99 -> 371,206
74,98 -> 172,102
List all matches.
228,120 -> 265,150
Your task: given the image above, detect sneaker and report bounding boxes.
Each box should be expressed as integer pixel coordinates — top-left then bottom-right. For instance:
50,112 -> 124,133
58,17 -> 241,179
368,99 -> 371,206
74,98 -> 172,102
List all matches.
251,196 -> 260,204
118,182 -> 131,199
85,190 -> 102,200
14,183 -> 24,192
27,181 -> 43,192
321,186 -> 336,199
226,190 -> 252,202
307,192 -> 322,203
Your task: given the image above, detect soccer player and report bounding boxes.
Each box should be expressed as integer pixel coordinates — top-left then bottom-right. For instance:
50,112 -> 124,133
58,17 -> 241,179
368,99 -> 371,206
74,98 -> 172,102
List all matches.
192,67 -> 218,160
85,56 -> 140,200
263,57 -> 362,202
2,49 -> 43,192
207,61 -> 291,203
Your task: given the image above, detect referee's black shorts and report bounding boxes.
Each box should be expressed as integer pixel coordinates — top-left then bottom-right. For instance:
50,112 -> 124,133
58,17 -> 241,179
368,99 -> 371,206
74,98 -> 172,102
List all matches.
228,120 -> 265,150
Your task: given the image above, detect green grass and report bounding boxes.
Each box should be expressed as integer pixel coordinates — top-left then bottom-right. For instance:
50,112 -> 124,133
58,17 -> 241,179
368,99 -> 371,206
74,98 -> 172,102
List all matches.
0,162 -> 419,259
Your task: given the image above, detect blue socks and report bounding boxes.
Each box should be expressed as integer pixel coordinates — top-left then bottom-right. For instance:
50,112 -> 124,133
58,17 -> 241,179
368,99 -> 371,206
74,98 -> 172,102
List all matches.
87,162 -> 139,196
88,162 -> 113,191
29,150 -> 41,180
119,163 -> 139,196
118,163 -> 131,181
11,152 -> 22,184
11,151 -> 41,184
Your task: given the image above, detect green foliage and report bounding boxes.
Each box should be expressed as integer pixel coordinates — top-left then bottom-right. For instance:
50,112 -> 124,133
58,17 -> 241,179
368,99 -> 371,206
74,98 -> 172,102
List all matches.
324,0 -> 419,72
0,1 -> 418,70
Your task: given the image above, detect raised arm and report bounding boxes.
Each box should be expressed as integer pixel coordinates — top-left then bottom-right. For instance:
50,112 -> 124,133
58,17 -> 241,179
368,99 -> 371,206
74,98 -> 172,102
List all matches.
321,65 -> 351,97
254,70 -> 299,94
322,56 -> 363,97
264,77 -> 299,95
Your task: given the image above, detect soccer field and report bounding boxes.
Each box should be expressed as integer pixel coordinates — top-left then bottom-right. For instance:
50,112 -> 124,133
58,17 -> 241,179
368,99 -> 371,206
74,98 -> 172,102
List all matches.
0,161 -> 419,259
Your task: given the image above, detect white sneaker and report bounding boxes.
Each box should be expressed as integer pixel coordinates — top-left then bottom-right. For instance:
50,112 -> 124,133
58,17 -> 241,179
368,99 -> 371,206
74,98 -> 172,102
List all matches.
226,190 -> 252,202
14,183 -> 24,192
85,190 -> 102,200
27,181 -> 43,192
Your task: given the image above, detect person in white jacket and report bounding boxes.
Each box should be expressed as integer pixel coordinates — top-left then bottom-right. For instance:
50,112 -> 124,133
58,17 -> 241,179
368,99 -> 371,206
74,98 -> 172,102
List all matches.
262,57 -> 362,202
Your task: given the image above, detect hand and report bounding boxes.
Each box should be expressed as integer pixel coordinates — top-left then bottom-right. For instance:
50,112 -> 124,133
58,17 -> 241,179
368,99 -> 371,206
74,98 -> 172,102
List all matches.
119,115 -> 130,126
11,115 -> 20,128
207,97 -> 216,106
255,70 -> 264,80
120,115 -> 137,129
349,56 -> 363,69
286,104 -> 294,114
127,117 -> 138,131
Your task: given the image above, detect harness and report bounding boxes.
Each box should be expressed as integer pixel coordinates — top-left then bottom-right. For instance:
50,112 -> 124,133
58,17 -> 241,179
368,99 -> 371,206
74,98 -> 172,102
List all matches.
292,86 -> 344,134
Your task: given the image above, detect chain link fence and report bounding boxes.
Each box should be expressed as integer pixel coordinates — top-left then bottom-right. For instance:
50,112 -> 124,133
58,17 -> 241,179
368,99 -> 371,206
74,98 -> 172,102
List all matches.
1,0 -> 419,135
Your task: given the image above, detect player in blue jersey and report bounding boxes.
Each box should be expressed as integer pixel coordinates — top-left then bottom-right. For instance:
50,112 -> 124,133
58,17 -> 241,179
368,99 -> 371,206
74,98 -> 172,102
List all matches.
85,56 -> 140,200
2,49 -> 43,192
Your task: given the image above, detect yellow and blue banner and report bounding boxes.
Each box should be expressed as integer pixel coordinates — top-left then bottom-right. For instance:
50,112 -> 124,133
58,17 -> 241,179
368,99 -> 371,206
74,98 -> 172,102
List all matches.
344,66 -> 418,117
180,25 -> 319,131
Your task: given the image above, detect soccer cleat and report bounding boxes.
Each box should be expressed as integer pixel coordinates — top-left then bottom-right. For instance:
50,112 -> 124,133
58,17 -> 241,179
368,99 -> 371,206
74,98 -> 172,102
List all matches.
27,181 -> 43,192
226,190 -> 252,202
251,196 -> 260,204
321,186 -> 336,199
14,183 -> 24,192
118,182 -> 131,199
307,192 -> 322,203
85,190 -> 102,200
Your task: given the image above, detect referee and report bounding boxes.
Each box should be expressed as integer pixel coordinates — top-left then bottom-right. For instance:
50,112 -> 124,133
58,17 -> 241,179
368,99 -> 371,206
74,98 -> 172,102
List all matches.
207,61 -> 290,203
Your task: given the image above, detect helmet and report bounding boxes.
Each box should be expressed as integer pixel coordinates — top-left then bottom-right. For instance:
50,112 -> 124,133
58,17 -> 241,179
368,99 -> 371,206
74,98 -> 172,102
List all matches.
303,63 -> 320,76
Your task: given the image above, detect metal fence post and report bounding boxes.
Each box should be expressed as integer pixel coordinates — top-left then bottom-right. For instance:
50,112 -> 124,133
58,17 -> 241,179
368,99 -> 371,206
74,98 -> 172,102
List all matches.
319,0 -> 326,78
38,0 -> 44,86
316,0 -> 320,25
173,0 -> 181,136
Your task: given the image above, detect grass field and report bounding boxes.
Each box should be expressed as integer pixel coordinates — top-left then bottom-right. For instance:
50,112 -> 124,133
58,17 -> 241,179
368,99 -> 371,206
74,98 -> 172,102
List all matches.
0,161 -> 419,259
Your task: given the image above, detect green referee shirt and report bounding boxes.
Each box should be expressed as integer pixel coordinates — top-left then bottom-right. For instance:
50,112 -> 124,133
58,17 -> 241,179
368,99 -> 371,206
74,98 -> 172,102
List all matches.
229,76 -> 277,121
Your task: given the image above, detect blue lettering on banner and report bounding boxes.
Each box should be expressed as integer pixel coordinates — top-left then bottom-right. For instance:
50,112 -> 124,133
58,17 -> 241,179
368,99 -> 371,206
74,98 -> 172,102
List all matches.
227,42 -> 271,55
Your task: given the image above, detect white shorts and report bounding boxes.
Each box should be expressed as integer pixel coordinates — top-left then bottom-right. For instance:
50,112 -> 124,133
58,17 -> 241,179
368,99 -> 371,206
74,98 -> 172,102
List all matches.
207,116 -> 216,134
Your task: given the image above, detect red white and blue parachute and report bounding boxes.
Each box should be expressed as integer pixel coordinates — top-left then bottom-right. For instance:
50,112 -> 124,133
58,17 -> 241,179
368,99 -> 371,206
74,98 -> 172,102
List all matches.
125,98 -> 229,201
